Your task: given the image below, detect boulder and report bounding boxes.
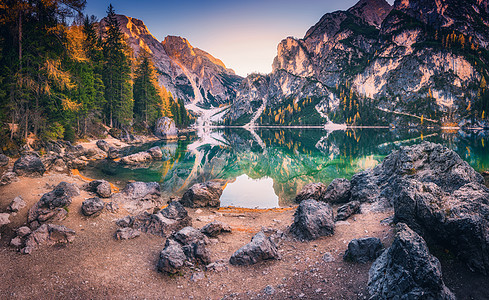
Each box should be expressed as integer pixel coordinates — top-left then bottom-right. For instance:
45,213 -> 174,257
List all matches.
13,154 -> 45,177
96,140 -> 110,152
229,231 -> 280,266
10,236 -> 23,247
201,221 -> 232,237
28,182 -> 77,225
295,183 -> 326,203
0,213 -> 11,226
343,237 -> 383,263
368,223 -> 455,300
349,142 -> 489,274
157,239 -> 187,274
88,180 -> 112,198
111,181 -> 162,214
157,227 -> 211,274
180,181 -> 223,208
21,224 -> 76,254
0,171 -> 19,185
154,117 -> 178,140
8,196 -> 26,213
147,146 -> 163,159
121,201 -> 191,237
16,226 -> 32,238
115,227 -> 140,240
0,154 -> 9,166
81,197 -> 105,216
335,201 -> 360,221
120,151 -> 152,165
290,199 -> 335,241
323,178 -> 351,203
107,147 -> 120,159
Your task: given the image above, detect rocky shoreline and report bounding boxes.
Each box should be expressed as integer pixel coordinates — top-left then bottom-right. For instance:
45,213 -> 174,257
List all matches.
0,141 -> 488,299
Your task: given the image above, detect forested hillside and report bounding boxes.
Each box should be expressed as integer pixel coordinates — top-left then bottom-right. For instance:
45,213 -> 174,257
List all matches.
0,1 -> 191,153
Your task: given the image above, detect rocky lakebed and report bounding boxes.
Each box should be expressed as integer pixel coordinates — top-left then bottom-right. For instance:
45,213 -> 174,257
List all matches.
0,140 -> 488,299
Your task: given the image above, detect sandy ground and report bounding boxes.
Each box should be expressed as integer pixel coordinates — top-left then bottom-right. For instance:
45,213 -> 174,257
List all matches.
0,171 -> 487,299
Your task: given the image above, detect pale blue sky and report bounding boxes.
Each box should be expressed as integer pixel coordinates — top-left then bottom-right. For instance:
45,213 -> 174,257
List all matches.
86,0 -> 395,76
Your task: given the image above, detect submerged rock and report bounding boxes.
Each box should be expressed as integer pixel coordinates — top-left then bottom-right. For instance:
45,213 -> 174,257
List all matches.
13,154 -> 45,177
180,181 -> 223,208
343,237 -> 383,263
229,231 -> 280,266
154,117 -> 178,140
368,223 -> 455,300
295,183 -> 326,203
290,199 -> 335,241
323,178 -> 351,204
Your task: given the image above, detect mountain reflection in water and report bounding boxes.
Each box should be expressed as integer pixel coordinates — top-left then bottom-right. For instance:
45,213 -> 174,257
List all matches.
83,128 -> 489,208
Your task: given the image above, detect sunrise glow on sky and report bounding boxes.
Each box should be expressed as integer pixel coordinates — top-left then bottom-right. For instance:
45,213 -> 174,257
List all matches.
86,0 -> 395,77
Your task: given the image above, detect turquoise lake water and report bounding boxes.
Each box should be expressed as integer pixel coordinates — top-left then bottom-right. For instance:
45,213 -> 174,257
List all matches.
82,128 -> 489,208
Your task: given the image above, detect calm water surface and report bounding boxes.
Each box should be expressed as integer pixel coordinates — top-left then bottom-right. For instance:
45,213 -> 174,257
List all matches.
83,128 -> 489,208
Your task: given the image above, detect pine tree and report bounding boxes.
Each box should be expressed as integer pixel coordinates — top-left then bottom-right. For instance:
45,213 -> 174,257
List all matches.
133,52 -> 161,125
102,4 -> 133,128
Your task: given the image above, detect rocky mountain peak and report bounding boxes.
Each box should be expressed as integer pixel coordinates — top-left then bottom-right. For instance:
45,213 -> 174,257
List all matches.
348,0 -> 393,28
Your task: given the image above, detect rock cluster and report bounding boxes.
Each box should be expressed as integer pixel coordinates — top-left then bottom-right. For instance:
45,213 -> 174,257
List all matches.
180,181 -> 224,208
157,227 -> 211,274
230,231 -> 280,266
28,182 -> 79,228
368,223 -> 455,300
116,201 -> 191,237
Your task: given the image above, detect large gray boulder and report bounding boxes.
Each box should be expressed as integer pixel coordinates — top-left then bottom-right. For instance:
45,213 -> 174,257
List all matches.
290,199 -> 335,241
157,227 -> 211,274
349,142 -> 489,274
295,183 -> 326,203
96,140 -> 110,152
21,224 -> 76,254
343,237 -> 383,263
180,181 -> 223,208
13,154 -> 45,177
154,117 -> 178,140
111,182 -> 162,214
118,201 -> 191,237
120,147 -> 163,165
368,223 -> 455,300
323,178 -> 351,204
229,231 -> 280,266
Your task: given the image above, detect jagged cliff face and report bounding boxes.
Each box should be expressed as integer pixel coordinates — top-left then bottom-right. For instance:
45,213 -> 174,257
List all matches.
102,15 -> 242,107
228,0 -> 489,126
162,36 -> 242,107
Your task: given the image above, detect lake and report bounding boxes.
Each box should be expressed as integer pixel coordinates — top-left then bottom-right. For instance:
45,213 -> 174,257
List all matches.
82,128 -> 489,208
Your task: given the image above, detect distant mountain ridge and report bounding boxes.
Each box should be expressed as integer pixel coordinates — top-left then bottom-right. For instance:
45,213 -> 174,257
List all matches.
226,0 -> 489,127
101,15 -> 242,108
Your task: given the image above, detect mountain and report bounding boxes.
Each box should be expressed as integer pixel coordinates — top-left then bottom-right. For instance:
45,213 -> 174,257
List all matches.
226,0 -> 489,127
101,15 -> 242,108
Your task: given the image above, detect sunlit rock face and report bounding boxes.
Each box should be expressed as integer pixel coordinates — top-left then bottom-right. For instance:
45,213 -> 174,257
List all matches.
228,0 -> 489,125
100,15 -> 242,107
